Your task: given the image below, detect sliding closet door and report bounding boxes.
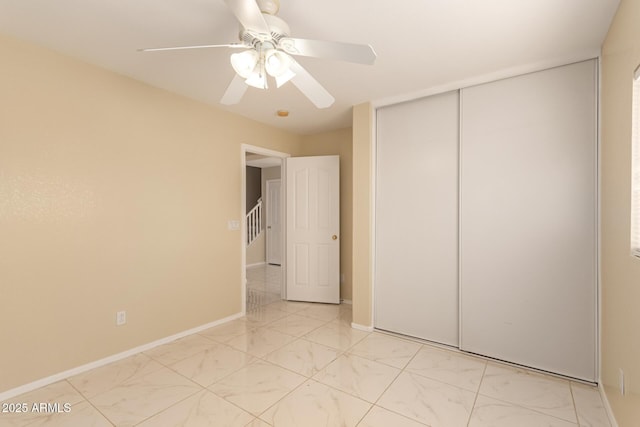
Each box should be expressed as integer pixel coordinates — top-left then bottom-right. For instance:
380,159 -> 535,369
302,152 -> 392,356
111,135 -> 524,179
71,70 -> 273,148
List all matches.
460,60 -> 597,380
375,91 -> 459,346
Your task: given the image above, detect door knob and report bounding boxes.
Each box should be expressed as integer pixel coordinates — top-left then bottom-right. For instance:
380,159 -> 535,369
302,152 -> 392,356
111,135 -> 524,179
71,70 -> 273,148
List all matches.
332,235 -> 338,240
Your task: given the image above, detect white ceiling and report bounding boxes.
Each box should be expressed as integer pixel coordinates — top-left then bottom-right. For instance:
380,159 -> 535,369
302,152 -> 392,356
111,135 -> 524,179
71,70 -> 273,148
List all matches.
0,0 -> 619,135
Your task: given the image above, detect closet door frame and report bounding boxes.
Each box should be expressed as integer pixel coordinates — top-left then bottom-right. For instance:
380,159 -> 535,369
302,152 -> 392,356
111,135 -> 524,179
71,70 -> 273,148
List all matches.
371,59 -> 598,382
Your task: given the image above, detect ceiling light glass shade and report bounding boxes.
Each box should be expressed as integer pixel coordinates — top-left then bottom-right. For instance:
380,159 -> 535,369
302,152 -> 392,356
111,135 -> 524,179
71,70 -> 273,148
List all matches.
275,68 -> 296,88
245,70 -> 268,89
230,50 -> 259,78
265,49 -> 293,77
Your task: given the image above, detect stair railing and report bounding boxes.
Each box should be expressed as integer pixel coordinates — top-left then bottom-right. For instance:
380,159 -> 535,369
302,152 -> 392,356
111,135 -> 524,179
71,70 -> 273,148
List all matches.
246,198 -> 262,246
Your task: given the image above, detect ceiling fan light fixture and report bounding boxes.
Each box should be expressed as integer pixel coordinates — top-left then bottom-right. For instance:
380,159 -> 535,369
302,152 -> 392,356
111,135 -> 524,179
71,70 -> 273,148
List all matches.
265,49 -> 293,77
245,70 -> 268,89
230,49 -> 259,78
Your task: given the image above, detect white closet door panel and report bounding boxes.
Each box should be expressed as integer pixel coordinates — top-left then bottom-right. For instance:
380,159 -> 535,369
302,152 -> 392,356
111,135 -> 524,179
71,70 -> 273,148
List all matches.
460,60 -> 597,381
375,91 -> 459,346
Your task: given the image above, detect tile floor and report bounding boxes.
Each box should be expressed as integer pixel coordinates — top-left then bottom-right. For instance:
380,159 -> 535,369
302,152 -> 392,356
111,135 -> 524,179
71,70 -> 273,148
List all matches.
0,265 -> 612,426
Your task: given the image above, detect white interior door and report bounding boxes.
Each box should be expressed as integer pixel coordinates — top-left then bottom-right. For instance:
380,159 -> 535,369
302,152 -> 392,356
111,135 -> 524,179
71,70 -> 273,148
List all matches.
266,179 -> 282,265
286,155 -> 340,303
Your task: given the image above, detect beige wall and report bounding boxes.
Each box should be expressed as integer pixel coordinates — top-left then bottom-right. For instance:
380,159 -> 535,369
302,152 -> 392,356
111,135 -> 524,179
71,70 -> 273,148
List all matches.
351,103 -> 374,326
299,128 -> 353,301
601,0 -> 640,424
0,33 -> 302,393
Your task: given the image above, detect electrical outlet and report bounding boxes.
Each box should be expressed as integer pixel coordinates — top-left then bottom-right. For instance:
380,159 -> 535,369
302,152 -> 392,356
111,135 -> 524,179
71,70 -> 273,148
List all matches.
620,368 -> 625,395
116,311 -> 126,326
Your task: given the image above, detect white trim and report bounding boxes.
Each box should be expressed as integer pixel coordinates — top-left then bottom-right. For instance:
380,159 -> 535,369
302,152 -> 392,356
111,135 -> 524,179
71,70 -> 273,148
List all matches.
599,384 -> 620,427
241,144 -> 289,315
458,88 -> 464,349
0,312 -> 243,402
351,322 -> 374,332
595,56 -> 602,385
370,102 -> 377,329
631,65 -> 640,258
246,262 -> 266,269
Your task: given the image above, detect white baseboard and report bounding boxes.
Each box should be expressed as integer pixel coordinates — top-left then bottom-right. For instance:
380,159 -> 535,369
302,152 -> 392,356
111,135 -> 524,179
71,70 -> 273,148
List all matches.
246,262 -> 266,268
0,312 -> 243,402
351,322 -> 374,332
599,383 -> 619,427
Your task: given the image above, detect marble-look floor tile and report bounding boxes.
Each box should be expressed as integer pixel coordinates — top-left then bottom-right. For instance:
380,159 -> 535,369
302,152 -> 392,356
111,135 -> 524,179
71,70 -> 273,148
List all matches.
137,389 -> 254,427
0,380 -> 87,426
243,307 -> 289,327
468,395 -> 578,427
9,400 -> 113,427
339,304 -> 353,313
1,381 -> 84,407
89,366 -> 201,426
266,314 -> 326,337
169,343 -> 255,387
245,418 -> 272,426
335,309 -> 353,326
265,338 -> 341,377
265,300 -> 315,314
348,333 -> 421,369
144,334 -> 218,365
68,353 -> 163,398
208,360 -> 305,416
260,380 -> 371,427
313,354 -> 400,403
405,345 -> 486,392
304,322 -> 370,351
571,382 -> 611,427
479,364 -> 577,423
358,406 -> 429,427
199,320 -> 257,343
297,304 -> 342,322
226,328 -> 296,358
378,372 -> 475,427
246,264 -> 281,280
247,290 -> 280,311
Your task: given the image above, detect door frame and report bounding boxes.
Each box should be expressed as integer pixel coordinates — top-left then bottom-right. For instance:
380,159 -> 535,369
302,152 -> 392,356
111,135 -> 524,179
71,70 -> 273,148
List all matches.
241,144 -> 289,314
265,178 -> 282,265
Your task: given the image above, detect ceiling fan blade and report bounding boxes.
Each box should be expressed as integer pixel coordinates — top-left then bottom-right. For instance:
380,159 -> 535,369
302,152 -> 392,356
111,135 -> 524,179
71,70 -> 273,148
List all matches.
139,43 -> 245,52
279,37 -> 376,65
223,0 -> 270,34
289,61 -> 335,109
220,74 -> 249,105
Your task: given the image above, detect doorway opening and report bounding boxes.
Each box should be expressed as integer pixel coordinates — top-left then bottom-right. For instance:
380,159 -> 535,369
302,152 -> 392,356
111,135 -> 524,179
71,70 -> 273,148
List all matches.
241,145 -> 288,313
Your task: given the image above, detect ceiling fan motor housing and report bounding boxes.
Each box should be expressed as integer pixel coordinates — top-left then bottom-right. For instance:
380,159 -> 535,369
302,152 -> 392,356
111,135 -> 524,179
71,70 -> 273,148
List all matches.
241,13 -> 290,46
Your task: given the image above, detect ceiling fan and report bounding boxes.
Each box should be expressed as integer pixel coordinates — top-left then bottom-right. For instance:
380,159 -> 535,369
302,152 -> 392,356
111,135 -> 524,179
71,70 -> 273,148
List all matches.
140,0 -> 376,109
